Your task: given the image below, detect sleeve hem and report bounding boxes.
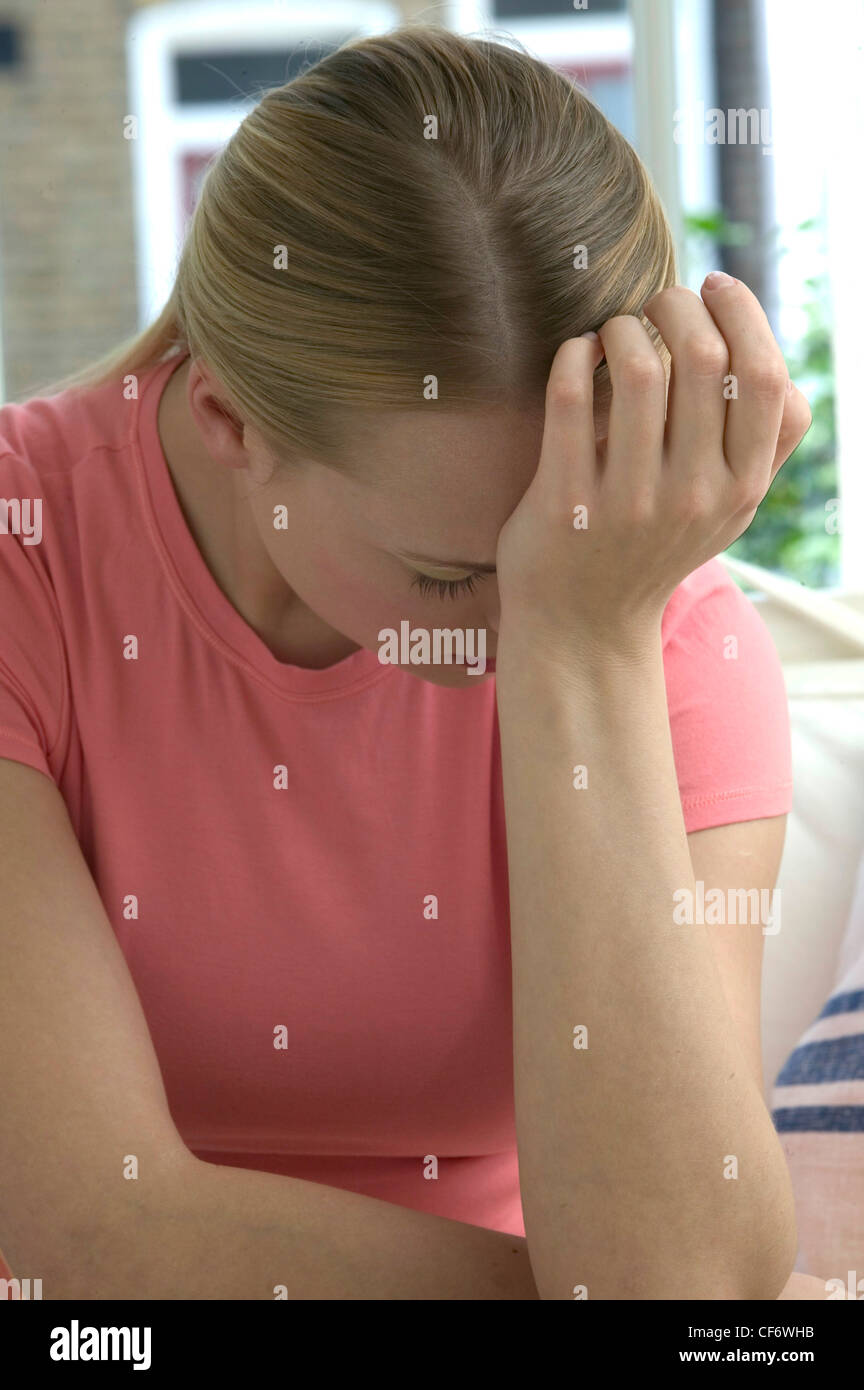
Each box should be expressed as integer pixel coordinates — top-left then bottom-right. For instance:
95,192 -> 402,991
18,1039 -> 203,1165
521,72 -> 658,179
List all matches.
0,729 -> 53,781
682,782 -> 793,834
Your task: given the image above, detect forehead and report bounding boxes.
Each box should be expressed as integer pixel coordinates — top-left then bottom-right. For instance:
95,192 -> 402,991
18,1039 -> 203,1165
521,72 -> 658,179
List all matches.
330,405 -> 547,529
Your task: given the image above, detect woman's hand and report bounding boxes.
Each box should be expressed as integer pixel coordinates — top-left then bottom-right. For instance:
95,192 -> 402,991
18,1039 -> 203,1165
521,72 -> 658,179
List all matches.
495,274 -> 812,659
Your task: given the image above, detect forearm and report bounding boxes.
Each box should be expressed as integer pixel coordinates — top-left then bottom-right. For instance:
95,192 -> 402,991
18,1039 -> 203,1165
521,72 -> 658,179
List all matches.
41,1150 -> 539,1300
495,627 -> 797,1301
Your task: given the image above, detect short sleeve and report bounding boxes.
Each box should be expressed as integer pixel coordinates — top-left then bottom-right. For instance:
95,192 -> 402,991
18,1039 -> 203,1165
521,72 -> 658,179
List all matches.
0,451 -> 67,783
661,558 -> 793,834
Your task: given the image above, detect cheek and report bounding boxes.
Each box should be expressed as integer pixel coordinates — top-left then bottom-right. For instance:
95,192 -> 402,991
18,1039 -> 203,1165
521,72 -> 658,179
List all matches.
306,543 -> 387,620
290,540 -> 495,652
254,496 -> 499,652
266,521 -> 403,643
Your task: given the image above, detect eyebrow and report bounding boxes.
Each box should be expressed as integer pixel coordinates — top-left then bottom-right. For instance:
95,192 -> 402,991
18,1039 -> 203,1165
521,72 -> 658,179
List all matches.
397,550 -> 498,574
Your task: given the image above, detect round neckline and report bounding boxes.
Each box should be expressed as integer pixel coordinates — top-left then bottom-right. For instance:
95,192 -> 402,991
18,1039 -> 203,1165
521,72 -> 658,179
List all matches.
132,352 -> 392,700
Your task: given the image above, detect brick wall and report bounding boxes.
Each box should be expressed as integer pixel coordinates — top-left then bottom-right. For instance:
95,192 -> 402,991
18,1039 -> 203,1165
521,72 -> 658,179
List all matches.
0,0 -> 434,403
0,0 -> 155,400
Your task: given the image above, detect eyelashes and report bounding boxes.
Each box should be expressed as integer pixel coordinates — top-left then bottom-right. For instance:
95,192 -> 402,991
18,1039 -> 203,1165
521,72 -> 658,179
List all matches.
410,571 -> 485,601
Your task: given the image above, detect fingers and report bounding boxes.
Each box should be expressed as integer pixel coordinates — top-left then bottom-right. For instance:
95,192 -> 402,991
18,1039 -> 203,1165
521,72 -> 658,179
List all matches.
640,284 -> 729,486
537,334 -> 604,503
539,284 -> 810,542
595,316 -> 666,499
771,383 -> 812,480
699,272 -> 789,485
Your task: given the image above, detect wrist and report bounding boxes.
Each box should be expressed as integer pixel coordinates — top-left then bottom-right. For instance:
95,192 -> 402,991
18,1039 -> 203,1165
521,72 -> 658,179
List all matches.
494,612 -> 665,694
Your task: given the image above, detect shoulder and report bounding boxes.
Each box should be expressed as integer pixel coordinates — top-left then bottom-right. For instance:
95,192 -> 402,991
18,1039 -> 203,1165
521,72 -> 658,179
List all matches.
662,558 -> 793,833
662,556 -> 773,651
0,369 -> 136,487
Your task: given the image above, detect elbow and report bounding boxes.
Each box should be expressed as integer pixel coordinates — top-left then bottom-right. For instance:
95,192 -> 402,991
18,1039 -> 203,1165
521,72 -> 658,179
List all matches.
564,1207 -> 797,1302
718,1186 -> 799,1301
747,1224 -> 799,1302
756,1160 -> 800,1300
3,1146 -> 195,1301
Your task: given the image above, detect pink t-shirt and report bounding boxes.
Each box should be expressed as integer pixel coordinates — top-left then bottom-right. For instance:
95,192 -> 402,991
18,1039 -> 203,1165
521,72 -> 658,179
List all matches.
0,353 -> 793,1260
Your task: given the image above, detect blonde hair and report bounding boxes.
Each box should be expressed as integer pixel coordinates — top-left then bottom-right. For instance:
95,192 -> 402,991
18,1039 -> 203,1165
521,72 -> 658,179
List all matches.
30,24 -> 676,465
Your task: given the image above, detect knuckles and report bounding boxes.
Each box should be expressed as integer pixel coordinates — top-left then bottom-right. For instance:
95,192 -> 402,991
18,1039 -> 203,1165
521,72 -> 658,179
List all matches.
730,481 -> 767,514
781,387 -> 813,445
545,381 -> 592,411
614,355 -> 666,393
677,335 -> 730,378
642,284 -> 701,315
674,482 -> 719,525
622,491 -> 657,528
745,364 -> 789,400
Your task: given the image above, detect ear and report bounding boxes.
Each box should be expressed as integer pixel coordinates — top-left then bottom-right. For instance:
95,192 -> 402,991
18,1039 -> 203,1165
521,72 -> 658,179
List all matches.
187,360 -> 251,473
190,359 -> 243,426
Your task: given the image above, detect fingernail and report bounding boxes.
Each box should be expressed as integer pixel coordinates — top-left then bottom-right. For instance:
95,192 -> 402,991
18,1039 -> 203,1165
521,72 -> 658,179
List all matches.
786,376 -> 794,392
703,270 -> 737,290
582,331 -> 599,341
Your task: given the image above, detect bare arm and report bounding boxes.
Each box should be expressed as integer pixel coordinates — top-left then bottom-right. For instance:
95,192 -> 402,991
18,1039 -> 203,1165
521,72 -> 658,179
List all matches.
48,1156 -> 539,1301
496,642 -> 796,1300
686,823 -> 838,1304
492,277 -> 812,1299
0,759 -> 538,1300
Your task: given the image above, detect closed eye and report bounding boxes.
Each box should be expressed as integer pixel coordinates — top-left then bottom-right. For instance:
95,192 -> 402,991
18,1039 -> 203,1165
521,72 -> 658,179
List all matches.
410,571 -> 485,600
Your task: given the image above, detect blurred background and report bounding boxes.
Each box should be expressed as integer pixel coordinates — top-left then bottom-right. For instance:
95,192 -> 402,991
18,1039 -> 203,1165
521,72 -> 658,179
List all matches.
0,0 -> 860,586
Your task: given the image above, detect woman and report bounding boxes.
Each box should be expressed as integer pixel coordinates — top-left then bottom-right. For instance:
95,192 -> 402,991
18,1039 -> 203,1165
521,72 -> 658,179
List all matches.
0,26 -> 814,1299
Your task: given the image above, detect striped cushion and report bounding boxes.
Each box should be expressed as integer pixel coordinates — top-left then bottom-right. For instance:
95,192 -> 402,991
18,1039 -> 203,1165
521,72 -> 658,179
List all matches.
772,962 -> 864,1278
773,989 -> 864,1133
